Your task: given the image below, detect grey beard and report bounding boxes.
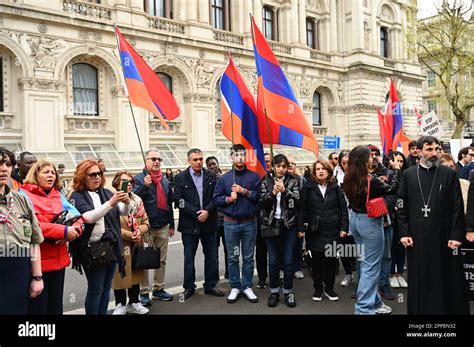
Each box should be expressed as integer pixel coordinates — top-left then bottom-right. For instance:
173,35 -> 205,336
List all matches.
421,157 -> 439,168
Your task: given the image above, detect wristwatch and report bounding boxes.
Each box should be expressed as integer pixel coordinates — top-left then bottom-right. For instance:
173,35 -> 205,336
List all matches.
31,275 -> 43,281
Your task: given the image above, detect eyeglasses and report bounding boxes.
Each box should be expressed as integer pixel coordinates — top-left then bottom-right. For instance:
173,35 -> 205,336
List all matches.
289,162 -> 296,166
146,157 -> 163,162
87,172 -> 103,178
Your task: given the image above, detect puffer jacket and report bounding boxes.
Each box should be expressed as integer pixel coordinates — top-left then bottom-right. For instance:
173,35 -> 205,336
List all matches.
20,183 -> 83,272
297,177 -> 349,252
259,173 -> 300,228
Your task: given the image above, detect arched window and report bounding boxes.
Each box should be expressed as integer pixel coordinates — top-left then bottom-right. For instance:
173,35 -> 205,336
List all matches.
312,92 -> 321,126
73,63 -> 98,116
157,72 -> 173,92
380,27 -> 389,58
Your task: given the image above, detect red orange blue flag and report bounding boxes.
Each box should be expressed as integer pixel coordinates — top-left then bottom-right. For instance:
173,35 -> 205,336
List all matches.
114,26 -> 180,127
250,16 -> 318,156
220,53 -> 266,177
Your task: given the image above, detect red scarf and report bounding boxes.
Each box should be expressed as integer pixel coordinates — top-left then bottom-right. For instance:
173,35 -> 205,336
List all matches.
150,170 -> 168,211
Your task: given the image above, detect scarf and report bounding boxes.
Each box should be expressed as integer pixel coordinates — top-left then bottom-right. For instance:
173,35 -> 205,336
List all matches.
150,170 -> 168,211
126,192 -> 146,231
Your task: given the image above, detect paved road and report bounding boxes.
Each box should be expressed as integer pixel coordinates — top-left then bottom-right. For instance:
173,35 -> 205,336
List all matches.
63,219 -> 474,315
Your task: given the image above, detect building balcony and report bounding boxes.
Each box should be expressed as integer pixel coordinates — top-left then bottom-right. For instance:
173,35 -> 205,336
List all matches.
310,49 -> 332,62
312,126 -> 327,136
63,0 -> 112,20
383,58 -> 396,68
213,29 -> 244,46
269,40 -> 292,55
65,114 -> 108,132
150,120 -> 185,135
148,16 -> 186,35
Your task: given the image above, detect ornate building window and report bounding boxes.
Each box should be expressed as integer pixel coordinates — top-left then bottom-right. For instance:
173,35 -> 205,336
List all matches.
145,0 -> 173,19
380,26 -> 389,58
312,91 -> 321,125
263,5 -> 278,41
211,0 -> 231,31
427,70 -> 436,88
157,72 -> 173,92
306,18 -> 318,49
72,63 -> 98,116
428,100 -> 437,113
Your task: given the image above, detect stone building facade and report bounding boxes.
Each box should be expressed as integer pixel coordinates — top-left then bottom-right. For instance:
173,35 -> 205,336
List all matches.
0,0 -> 423,170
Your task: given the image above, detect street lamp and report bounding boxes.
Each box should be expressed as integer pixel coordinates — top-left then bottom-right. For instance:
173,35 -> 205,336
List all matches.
464,121 -> 473,139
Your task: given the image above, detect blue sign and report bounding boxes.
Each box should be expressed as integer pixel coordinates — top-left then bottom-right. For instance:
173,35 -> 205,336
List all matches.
324,136 -> 340,149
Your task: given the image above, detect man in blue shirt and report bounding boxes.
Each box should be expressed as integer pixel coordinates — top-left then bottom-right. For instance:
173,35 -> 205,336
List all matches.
213,144 -> 261,304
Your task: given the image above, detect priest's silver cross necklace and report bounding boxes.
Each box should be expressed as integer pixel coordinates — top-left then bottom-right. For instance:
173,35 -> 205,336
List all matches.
416,164 -> 438,218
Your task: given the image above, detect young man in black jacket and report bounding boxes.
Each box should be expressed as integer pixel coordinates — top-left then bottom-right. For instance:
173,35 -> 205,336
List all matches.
174,149 -> 224,300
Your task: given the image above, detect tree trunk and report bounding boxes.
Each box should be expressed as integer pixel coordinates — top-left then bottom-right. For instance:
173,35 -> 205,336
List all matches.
452,118 -> 464,139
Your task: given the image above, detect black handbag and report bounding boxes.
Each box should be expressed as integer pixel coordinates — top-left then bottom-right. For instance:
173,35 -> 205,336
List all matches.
80,240 -> 116,270
132,235 -> 161,269
261,219 -> 282,238
307,191 -> 327,234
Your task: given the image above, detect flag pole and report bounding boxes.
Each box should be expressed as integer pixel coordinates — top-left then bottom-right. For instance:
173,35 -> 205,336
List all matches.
250,14 -> 275,177
227,51 -> 237,185
113,24 -> 147,168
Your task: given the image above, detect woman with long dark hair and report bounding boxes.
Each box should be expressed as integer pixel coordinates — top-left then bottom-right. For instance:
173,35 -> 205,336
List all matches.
342,146 -> 396,315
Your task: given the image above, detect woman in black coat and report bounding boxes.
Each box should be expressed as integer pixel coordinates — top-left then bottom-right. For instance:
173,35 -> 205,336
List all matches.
298,159 -> 348,302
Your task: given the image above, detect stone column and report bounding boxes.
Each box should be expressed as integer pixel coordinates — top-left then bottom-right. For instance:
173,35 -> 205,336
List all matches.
298,0 -> 306,45
351,0 -> 364,51
187,0 -> 198,22
198,0 -> 210,25
330,0 -> 338,51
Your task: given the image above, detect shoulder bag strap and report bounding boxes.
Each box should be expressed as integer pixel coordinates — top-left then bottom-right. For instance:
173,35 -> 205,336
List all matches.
366,175 -> 372,204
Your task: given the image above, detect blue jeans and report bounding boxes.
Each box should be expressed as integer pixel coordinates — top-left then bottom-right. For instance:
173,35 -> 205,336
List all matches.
84,262 -> 117,315
350,212 -> 385,315
182,232 -> 219,291
378,225 -> 393,288
294,235 -> 304,272
265,224 -> 297,293
224,219 -> 257,291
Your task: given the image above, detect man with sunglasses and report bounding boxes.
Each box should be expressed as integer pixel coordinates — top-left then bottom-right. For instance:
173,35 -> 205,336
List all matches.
134,149 -> 175,306
174,149 -> 224,300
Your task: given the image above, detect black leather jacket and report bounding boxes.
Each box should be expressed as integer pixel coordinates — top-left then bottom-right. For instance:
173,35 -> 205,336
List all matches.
259,173 -> 300,228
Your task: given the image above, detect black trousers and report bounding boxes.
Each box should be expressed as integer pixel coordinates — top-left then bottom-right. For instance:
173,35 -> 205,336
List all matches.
28,268 -> 65,315
255,223 -> 268,281
114,284 -> 140,306
0,255 -> 30,314
311,251 -> 337,291
216,225 -> 229,277
340,235 -> 356,275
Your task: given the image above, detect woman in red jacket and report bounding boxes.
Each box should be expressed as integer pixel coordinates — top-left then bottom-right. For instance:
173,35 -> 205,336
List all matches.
20,160 -> 82,314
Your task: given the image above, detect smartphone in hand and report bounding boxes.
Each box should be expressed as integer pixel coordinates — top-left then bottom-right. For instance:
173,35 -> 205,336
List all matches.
121,179 -> 129,193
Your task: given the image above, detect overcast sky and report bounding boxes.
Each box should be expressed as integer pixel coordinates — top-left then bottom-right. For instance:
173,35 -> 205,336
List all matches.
417,0 -> 473,19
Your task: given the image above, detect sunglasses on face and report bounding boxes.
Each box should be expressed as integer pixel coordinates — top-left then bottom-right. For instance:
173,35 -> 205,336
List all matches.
87,171 -> 103,178
147,157 -> 163,162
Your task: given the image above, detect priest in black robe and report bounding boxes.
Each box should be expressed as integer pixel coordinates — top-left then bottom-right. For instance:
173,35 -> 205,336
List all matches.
397,136 -> 470,314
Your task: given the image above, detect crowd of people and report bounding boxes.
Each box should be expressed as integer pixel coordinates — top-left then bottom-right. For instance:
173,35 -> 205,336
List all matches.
0,135 -> 473,315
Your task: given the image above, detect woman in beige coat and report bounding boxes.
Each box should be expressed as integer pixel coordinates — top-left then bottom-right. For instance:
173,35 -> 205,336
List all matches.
111,171 -> 150,315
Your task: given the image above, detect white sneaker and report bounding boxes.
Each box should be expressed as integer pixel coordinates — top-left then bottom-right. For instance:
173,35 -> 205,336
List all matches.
227,288 -> 241,303
390,276 -> 400,288
294,271 -> 304,279
397,276 -> 408,288
126,302 -> 149,315
112,303 -> 127,315
242,288 -> 258,303
375,304 -> 392,314
340,274 -> 353,287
